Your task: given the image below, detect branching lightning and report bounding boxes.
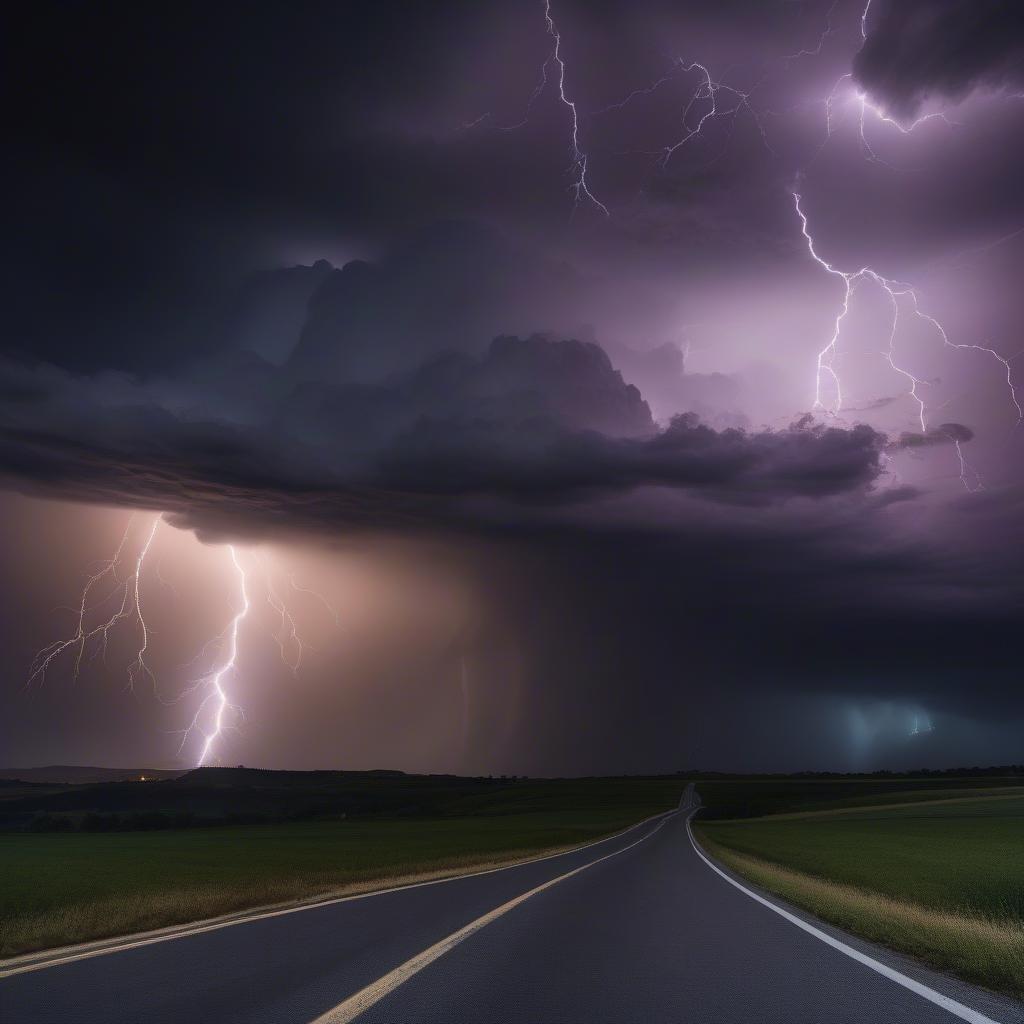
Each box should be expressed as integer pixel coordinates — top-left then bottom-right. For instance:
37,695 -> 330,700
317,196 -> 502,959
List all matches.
289,574 -> 341,628
29,513 -> 161,691
265,560 -> 304,675
190,546 -> 250,767
793,0 -> 1022,491
31,522 -> 342,766
542,0 -> 608,215
593,53 -> 773,169
657,62 -> 772,168
461,0 -> 608,214
783,0 -> 839,62
468,0 -> 776,212
794,192 -> 1020,488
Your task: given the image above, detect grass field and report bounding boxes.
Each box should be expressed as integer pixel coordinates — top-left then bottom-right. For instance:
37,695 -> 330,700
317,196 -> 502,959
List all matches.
0,776 -> 682,958
695,790 -> 1024,996
693,776 -> 1024,819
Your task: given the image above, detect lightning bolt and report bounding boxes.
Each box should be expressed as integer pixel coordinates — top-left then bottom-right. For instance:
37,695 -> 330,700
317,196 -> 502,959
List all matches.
658,62 -> 771,167
470,1 -> 776,212
817,1 -> 954,166
594,55 -> 772,170
29,513 -> 161,691
796,0 -> 1021,493
543,0 -> 608,216
265,561 -> 304,674
460,1 -> 608,215
190,546 -> 250,767
127,517 -> 160,691
263,562 -> 343,674
951,437 -> 985,493
794,192 -> 1019,488
289,573 -> 341,628
31,519 -> 339,767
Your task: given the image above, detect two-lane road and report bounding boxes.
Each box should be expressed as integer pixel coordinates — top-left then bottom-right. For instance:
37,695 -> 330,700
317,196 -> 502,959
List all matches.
3,787 -> 1022,1023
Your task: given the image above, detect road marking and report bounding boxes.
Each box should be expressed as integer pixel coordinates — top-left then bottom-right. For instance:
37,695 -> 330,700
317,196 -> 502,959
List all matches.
0,807 -> 678,981
685,817 -> 1001,1024
310,807 -> 684,1024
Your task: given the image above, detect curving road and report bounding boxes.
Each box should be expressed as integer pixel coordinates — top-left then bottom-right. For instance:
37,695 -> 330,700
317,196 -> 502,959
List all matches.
3,786 -> 1022,1024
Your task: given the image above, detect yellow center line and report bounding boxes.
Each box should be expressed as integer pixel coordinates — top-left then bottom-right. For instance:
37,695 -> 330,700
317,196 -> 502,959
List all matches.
310,806 -> 685,1024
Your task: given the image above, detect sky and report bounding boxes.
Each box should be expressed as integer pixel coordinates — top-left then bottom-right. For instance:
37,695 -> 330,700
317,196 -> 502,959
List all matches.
2,0 -> 1023,775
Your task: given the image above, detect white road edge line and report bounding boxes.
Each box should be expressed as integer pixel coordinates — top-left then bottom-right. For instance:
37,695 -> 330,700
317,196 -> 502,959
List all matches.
685,815 -> 1002,1024
0,806 -> 678,980
309,806 -> 686,1024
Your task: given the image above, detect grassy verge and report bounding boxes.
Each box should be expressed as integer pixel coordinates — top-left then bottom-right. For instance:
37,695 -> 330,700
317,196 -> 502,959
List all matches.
1,783 -> 680,959
696,838 -> 1024,998
695,793 -> 1024,997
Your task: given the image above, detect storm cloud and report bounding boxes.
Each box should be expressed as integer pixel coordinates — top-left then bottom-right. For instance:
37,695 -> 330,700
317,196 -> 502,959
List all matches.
0,329 -> 887,538
855,0 -> 1024,118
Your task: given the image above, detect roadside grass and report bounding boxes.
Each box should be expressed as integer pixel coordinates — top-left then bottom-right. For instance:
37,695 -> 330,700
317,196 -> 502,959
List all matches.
697,795 -> 1024,918
0,784 -> 680,959
696,839 -> 1024,998
695,792 -> 1024,997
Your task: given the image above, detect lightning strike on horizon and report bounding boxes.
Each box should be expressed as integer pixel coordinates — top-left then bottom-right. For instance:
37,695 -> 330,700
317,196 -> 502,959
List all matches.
28,513 -> 161,691
31,517 -> 341,766
190,546 -> 250,767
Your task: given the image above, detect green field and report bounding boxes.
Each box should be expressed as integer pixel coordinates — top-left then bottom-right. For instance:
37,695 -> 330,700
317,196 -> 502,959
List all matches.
695,789 -> 1024,996
0,776 -> 682,959
693,776 -> 1024,819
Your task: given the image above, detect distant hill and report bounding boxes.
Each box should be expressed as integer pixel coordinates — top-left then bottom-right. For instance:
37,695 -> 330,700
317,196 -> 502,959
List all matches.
0,766 -> 188,785
0,766 -> 532,831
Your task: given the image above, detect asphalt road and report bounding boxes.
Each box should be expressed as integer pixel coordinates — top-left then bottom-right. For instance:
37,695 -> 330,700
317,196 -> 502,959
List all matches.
3,787 -> 1022,1024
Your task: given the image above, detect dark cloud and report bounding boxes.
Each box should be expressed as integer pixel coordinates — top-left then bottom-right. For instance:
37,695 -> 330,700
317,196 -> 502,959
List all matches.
855,0 -> 1024,117
283,222 -> 594,385
0,331 -> 886,539
889,422 -> 973,450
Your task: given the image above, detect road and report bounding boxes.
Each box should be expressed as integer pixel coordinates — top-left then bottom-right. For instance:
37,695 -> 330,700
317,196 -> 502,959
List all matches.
3,786 -> 1022,1024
